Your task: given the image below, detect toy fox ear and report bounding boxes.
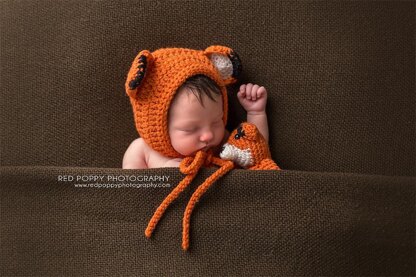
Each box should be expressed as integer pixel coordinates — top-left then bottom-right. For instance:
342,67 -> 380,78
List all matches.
204,45 -> 242,85
240,123 -> 260,141
125,50 -> 154,98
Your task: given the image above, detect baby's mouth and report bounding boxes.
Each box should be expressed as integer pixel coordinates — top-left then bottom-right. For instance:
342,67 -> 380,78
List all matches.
200,144 -> 211,152
192,147 -> 207,155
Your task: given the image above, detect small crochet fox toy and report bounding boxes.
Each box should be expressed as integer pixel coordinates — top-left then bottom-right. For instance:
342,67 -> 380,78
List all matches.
220,122 -> 280,170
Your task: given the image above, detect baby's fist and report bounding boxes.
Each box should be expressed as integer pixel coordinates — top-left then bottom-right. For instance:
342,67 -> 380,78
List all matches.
237,83 -> 268,113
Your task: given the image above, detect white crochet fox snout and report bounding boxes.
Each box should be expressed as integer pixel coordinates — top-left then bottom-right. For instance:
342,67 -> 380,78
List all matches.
220,143 -> 254,168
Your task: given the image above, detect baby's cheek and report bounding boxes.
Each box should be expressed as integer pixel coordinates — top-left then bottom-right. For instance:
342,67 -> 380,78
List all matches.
170,132 -> 186,148
170,132 -> 197,153
214,128 -> 226,146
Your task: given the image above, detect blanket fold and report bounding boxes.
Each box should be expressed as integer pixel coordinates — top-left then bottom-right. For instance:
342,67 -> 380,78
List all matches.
1,166 -> 414,276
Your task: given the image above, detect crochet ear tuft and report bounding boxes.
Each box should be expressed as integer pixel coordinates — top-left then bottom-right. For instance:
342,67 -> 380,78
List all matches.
125,50 -> 154,98
204,45 -> 242,85
241,122 -> 259,139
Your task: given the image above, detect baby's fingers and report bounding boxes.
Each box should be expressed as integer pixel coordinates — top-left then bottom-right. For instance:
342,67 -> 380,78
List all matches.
250,84 -> 260,101
257,86 -> 267,98
238,84 -> 246,97
245,83 -> 253,100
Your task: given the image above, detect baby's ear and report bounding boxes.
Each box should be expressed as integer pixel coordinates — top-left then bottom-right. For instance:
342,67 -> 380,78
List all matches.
125,50 -> 154,98
204,45 -> 242,85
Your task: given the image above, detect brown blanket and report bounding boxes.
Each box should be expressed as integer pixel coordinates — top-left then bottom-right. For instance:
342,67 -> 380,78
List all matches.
1,166 -> 414,275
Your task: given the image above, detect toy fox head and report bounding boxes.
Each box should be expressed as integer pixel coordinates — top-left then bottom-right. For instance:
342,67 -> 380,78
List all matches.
220,122 -> 272,168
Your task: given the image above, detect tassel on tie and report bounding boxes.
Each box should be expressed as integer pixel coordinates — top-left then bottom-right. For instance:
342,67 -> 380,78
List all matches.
145,150 -> 234,251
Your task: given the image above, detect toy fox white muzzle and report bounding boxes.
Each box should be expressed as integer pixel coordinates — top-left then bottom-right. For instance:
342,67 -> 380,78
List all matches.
219,122 -> 281,170
220,143 -> 253,168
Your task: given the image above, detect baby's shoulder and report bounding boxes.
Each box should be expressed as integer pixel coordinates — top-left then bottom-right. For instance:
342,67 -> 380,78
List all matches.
126,137 -> 149,155
122,138 -> 150,169
123,138 -> 175,169
129,137 -> 147,149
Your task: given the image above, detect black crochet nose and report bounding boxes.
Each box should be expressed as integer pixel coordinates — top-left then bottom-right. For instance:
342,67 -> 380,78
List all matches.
221,146 -> 225,152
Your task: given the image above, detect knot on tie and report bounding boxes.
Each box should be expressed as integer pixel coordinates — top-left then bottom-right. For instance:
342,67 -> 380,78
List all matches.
179,150 -> 207,175
203,151 -> 215,167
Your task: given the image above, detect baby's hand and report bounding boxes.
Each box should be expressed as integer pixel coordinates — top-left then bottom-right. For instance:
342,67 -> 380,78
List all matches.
237,83 -> 267,113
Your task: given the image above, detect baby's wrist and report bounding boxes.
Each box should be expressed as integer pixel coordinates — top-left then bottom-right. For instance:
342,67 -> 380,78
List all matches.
247,110 -> 267,116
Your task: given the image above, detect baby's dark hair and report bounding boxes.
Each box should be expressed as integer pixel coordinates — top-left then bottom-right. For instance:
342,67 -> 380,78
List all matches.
178,74 -> 222,106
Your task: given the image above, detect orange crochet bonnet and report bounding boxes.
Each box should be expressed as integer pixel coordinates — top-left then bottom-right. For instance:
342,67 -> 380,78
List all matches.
125,45 -> 242,158
125,45 -> 242,251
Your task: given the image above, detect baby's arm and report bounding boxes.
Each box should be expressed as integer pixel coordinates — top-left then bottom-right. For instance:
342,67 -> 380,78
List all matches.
122,138 -> 148,169
123,138 -> 184,168
161,158 -> 182,167
246,110 -> 268,143
237,84 -> 269,143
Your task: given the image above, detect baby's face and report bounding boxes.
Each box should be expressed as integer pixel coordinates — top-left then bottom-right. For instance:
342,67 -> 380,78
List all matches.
168,88 -> 225,156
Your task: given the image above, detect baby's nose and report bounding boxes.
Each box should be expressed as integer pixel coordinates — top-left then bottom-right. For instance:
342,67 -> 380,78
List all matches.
200,130 -> 214,142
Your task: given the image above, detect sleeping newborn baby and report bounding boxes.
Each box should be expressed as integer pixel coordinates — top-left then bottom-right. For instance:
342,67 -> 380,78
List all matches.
122,46 -> 269,169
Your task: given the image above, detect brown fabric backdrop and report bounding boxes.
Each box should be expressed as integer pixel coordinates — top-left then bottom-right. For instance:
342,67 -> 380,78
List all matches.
1,166 -> 415,276
1,1 -> 415,276
1,0 -> 414,176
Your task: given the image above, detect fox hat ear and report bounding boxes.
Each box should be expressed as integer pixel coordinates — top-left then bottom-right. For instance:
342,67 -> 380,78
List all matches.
204,45 -> 242,85
125,50 -> 154,98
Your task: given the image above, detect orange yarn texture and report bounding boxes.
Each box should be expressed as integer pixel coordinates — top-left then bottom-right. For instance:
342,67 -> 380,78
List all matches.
220,122 -> 281,170
125,46 -> 240,158
145,150 -> 234,251
125,46 -> 242,251
125,46 -> 279,251
143,123 -> 280,251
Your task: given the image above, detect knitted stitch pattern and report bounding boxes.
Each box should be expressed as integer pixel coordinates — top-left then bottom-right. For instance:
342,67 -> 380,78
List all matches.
125,46 -> 242,251
125,46 -> 241,158
220,122 -> 281,170
145,150 -> 234,251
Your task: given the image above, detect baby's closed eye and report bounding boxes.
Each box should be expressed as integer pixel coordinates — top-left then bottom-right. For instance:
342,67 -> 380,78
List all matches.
179,127 -> 199,133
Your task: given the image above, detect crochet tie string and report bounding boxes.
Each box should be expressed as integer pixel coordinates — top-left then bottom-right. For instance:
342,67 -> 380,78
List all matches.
182,157 -> 234,250
145,150 -> 234,251
179,150 -> 207,175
